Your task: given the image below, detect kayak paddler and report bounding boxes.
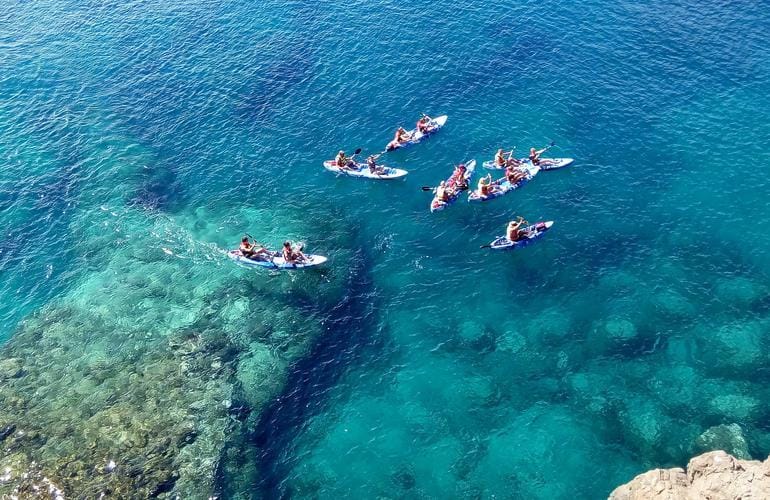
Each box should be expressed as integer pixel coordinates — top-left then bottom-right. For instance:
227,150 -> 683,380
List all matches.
507,216 -> 529,242
282,241 -> 306,264
394,127 -> 411,144
477,173 -> 495,197
450,164 -> 468,189
416,114 -> 433,133
529,146 -> 554,167
506,164 -> 525,184
435,180 -> 450,202
495,148 -> 516,168
240,236 -> 271,260
366,154 -> 385,174
335,150 -> 357,170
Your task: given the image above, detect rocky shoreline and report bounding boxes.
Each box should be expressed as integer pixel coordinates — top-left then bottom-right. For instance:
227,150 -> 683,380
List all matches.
610,450 -> 770,499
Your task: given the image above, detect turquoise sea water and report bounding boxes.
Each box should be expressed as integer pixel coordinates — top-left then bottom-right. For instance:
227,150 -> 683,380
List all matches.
1,0 -> 770,497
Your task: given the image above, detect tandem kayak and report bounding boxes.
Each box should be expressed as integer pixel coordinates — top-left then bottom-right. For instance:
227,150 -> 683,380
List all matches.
323,161 -> 408,179
483,158 -> 574,171
228,250 -> 328,269
430,160 -> 476,212
386,115 -> 448,151
468,162 -> 539,202
486,221 -> 554,250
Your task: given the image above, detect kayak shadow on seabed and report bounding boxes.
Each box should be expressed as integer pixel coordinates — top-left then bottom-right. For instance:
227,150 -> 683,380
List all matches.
213,245 -> 388,497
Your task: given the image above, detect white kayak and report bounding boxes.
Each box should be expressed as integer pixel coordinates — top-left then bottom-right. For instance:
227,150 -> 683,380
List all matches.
386,115 -> 447,151
228,250 -> 328,269
323,161 -> 408,179
483,158 -> 574,171
486,221 -> 554,250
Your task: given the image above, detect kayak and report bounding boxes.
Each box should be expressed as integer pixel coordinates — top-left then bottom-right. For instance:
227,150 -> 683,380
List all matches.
486,221 -> 554,250
323,161 -> 408,179
228,250 -> 328,269
483,158 -> 574,171
386,115 -> 448,151
430,159 -> 476,212
468,162 -> 539,202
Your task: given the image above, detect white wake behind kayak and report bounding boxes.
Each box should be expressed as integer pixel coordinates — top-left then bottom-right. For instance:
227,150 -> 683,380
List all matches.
323,161 -> 408,179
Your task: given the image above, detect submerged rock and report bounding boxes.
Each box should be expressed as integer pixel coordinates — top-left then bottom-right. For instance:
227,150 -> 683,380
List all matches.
0,358 -> 23,379
588,316 -> 640,356
715,276 -> 765,308
609,450 -> 770,500
458,320 -> 487,343
0,226 -> 341,499
697,320 -> 767,375
695,424 -> 750,460
618,397 -> 670,453
652,290 -> 696,318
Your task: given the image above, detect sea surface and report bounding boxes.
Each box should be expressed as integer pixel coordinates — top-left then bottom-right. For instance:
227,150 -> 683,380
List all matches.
1,0 -> 770,498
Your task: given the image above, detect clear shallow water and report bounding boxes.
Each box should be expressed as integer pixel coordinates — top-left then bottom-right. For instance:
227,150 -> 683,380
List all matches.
1,0 -> 769,498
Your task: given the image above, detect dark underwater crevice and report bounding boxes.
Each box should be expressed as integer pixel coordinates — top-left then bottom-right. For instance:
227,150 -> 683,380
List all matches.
213,238 -> 387,499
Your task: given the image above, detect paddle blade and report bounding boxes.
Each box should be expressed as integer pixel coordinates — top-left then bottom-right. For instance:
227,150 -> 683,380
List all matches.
354,148 -> 362,155
479,244 -> 491,249
421,186 -> 434,191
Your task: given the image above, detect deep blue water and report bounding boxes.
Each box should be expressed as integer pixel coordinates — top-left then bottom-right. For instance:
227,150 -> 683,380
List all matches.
1,0 -> 770,498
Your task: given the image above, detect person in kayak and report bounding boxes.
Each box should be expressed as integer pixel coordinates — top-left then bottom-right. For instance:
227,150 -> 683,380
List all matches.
416,114 -> 434,134
335,150 -> 357,170
529,147 -> 554,167
450,164 -> 468,190
282,241 -> 306,264
495,148 -> 517,168
240,237 -> 271,260
366,154 -> 386,174
506,164 -> 526,184
507,217 -> 529,242
477,173 -> 497,197
394,127 -> 411,144
435,180 -> 450,203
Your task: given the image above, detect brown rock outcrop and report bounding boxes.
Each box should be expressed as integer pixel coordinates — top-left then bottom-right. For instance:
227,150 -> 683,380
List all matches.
610,450 -> 770,500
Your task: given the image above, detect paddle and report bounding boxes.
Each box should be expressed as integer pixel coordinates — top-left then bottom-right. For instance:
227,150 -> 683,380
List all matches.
348,147 -> 362,164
